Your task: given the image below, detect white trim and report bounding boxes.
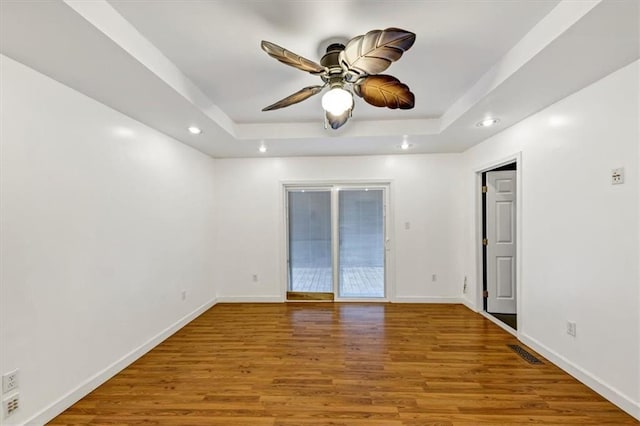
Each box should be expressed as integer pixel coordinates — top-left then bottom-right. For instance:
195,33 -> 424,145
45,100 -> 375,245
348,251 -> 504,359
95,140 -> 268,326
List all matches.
216,296 -> 285,303
520,333 -> 640,421
281,180 -> 393,303
480,311 -> 517,337
391,297 -> 462,304
386,181 -> 396,301
331,186 -> 339,296
26,297 -> 218,426
475,154 -> 522,174
333,297 -> 388,303
281,179 -> 394,186
473,153 -> 523,328
279,184 -> 289,299
461,297 -> 478,312
470,301 -> 639,420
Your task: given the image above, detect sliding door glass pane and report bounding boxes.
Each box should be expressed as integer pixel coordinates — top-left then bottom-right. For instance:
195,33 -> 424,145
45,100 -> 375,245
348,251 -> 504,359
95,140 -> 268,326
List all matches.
288,191 -> 332,292
338,189 -> 384,298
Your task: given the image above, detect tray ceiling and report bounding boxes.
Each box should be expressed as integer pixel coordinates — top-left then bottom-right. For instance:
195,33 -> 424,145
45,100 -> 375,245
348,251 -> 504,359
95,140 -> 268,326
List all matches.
1,0 -> 638,157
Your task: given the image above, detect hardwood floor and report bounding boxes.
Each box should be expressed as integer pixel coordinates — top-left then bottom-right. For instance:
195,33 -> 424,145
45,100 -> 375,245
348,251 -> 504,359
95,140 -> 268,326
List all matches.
50,303 -> 638,425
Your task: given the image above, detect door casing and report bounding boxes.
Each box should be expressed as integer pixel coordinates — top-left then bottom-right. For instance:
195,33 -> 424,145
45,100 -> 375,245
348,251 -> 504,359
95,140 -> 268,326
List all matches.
473,153 -> 522,334
281,180 -> 393,302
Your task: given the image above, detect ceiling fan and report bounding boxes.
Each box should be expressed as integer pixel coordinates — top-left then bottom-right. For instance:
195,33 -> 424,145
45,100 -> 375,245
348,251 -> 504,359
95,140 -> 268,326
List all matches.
261,28 -> 416,130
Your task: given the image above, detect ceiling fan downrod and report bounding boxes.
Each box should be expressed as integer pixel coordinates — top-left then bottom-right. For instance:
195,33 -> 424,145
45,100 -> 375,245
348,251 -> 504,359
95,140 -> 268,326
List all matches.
321,43 -> 346,89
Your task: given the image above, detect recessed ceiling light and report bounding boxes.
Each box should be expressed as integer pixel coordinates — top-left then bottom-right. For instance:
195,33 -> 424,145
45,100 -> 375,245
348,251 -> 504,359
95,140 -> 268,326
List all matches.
188,126 -> 202,135
476,118 -> 500,128
400,134 -> 411,150
258,142 -> 267,153
113,127 -> 134,138
548,115 -> 568,127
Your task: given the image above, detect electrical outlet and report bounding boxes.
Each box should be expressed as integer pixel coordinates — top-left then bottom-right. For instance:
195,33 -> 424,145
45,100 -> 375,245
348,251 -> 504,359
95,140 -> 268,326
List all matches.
404,221 -> 410,230
3,393 -> 19,418
566,321 -> 577,337
463,276 -> 468,293
181,290 -> 187,301
612,168 -> 624,185
252,274 -> 258,282
2,370 -> 18,393
431,274 -> 437,282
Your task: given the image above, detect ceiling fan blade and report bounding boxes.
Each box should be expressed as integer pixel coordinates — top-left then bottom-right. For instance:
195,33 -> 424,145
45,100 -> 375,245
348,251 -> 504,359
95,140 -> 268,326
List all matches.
325,109 -> 351,130
339,28 -> 415,76
262,85 -> 324,111
354,75 -> 415,109
261,41 -> 326,75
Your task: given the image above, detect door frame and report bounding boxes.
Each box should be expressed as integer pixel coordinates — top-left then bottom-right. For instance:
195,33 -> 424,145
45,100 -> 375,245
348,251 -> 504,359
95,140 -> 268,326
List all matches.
281,180 -> 394,302
474,153 -> 522,335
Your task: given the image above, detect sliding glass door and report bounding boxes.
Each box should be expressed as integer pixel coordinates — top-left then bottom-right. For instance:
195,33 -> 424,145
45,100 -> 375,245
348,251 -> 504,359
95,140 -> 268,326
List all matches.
286,185 -> 387,300
287,190 -> 332,294
338,189 -> 385,298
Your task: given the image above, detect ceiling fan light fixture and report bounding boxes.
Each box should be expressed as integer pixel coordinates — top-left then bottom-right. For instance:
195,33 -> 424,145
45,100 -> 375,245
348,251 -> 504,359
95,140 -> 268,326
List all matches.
321,87 -> 353,116
260,28 -> 416,129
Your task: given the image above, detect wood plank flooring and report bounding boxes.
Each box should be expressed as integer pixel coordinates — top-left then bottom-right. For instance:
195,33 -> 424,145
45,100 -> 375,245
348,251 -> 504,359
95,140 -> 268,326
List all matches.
50,303 -> 638,425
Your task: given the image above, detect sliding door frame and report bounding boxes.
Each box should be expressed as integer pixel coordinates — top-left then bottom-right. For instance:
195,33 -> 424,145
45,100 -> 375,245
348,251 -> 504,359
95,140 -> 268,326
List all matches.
281,180 -> 394,302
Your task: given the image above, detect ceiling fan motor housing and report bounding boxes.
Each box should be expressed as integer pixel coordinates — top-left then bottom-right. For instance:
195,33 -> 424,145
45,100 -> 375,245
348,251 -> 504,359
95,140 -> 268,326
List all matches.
321,43 -> 346,88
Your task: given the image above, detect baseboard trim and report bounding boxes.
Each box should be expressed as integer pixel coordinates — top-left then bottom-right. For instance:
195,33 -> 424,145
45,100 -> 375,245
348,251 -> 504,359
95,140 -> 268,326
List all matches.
391,296 -> 462,304
461,297 -> 478,312
519,333 -> 640,421
480,311 -> 516,337
216,296 -> 285,303
26,297 -> 218,426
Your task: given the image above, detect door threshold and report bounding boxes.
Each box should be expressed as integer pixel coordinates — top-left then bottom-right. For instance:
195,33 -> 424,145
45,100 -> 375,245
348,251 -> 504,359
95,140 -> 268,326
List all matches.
286,292 -> 334,301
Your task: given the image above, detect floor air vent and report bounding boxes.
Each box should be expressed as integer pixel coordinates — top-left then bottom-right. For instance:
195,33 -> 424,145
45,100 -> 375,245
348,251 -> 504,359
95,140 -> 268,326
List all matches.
508,344 -> 543,364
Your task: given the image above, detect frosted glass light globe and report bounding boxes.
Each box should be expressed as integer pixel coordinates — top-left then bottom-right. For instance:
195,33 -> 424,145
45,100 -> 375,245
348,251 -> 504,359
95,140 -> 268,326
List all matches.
321,88 -> 353,115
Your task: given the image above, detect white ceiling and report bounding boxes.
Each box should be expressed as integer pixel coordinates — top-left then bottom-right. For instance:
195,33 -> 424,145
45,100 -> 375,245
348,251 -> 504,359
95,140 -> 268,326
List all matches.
1,0 -> 638,158
107,0 -> 559,123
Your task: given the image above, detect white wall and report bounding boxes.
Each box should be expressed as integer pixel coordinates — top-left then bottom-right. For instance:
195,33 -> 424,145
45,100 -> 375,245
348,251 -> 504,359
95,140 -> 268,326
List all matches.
2,52 -> 638,424
461,60 -> 640,417
213,154 -> 464,302
0,56 -> 218,425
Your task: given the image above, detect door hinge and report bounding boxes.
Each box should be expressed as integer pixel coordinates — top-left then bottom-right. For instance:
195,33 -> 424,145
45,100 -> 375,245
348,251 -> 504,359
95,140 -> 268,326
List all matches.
482,238 -> 488,246
483,290 -> 489,298
482,185 -> 488,193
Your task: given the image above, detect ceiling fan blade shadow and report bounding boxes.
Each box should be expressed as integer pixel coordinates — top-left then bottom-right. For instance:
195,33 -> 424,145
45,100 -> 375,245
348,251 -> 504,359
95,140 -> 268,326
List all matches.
340,28 -> 415,76
325,109 -> 351,130
262,85 -> 324,111
354,75 -> 414,109
261,40 -> 326,75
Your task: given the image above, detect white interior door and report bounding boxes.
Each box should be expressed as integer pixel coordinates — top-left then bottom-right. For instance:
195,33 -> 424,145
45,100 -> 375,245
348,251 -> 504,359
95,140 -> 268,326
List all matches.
486,170 -> 517,314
